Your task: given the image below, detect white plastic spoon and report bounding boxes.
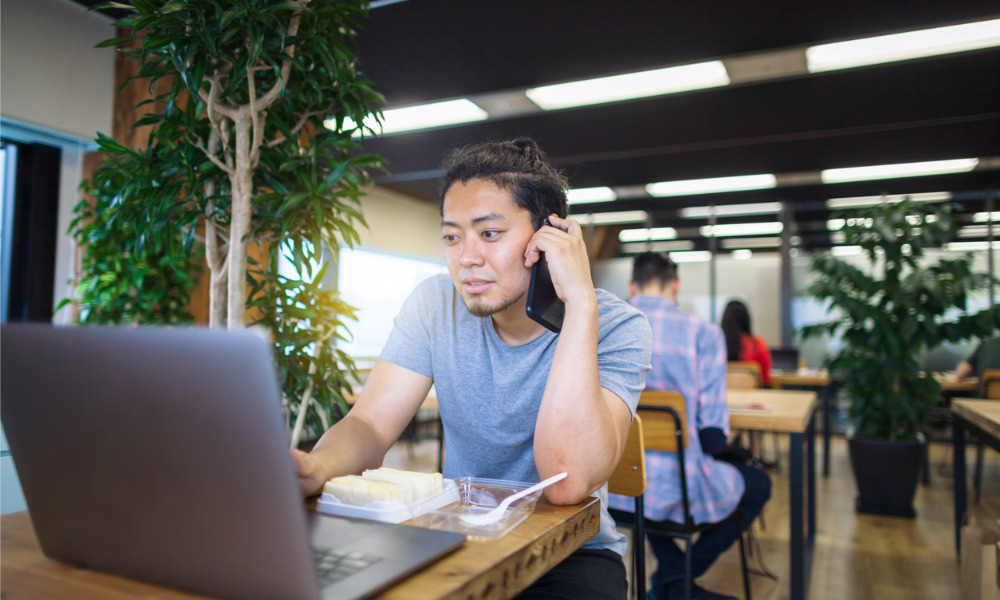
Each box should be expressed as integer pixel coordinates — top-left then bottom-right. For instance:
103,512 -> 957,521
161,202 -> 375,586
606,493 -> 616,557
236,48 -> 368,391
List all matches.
459,472 -> 568,526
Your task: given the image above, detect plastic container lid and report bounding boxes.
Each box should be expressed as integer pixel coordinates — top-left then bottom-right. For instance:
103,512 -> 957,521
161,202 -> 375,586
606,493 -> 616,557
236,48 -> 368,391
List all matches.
409,477 -> 544,542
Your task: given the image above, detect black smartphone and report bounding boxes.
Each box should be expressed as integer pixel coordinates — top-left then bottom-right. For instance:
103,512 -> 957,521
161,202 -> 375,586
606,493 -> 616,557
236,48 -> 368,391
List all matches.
525,221 -> 565,333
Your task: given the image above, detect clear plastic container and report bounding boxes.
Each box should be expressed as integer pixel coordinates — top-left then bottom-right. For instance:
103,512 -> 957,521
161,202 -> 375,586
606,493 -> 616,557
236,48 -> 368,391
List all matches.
409,477 -> 544,542
316,479 -> 460,523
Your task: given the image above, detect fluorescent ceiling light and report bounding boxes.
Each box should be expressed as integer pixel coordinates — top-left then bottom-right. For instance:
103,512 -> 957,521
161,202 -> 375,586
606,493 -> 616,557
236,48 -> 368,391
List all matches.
945,241 -> 1000,252
618,227 -> 678,243
647,174 -> 776,197
720,236 -> 781,249
621,240 -> 695,254
680,202 -> 782,219
826,191 -> 951,209
974,211 -> 1000,222
525,61 -> 730,110
669,251 -> 713,263
958,225 -> 993,238
331,99 -> 488,136
822,159 -> 979,184
827,218 -> 846,231
832,245 -> 863,257
575,210 -> 649,225
731,249 -> 754,260
700,222 -> 783,237
567,187 -> 617,204
807,19 -> 1000,73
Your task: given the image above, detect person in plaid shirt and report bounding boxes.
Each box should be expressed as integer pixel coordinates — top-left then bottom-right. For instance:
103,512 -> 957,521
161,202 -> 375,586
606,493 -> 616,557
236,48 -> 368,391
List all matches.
609,252 -> 770,600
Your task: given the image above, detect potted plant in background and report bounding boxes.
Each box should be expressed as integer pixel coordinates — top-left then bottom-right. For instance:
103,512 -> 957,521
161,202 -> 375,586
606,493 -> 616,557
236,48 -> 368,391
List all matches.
802,198 -> 999,517
67,0 -> 384,447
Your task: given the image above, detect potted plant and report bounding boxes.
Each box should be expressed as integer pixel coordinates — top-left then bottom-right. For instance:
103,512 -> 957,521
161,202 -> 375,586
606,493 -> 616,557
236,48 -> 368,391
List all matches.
66,0 -> 384,446
802,198 -> 999,517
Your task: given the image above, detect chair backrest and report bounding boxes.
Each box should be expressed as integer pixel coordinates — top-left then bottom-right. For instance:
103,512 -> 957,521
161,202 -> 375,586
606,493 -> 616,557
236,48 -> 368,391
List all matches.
727,361 -> 762,388
637,390 -> 688,452
608,415 -> 646,498
981,369 -> 1000,399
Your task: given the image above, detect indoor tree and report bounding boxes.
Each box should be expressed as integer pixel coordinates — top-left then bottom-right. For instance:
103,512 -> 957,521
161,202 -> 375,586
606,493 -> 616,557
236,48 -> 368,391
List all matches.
70,0 -> 384,445
801,198 -> 999,515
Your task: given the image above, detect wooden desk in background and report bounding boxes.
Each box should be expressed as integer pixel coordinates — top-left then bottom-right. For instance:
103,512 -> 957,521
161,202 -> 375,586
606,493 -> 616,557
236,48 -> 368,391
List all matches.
0,497 -> 600,600
770,369 -> 834,477
935,373 -> 980,394
951,399 -> 1000,556
728,388 -> 818,600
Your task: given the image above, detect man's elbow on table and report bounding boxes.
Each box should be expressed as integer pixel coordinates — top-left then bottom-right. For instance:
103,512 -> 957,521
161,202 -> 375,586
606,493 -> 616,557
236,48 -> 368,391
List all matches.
541,476 -> 598,505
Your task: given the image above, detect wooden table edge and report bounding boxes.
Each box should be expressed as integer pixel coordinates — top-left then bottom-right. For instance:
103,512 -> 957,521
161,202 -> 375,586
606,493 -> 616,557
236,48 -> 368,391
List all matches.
951,398 -> 1000,440
376,496 -> 601,600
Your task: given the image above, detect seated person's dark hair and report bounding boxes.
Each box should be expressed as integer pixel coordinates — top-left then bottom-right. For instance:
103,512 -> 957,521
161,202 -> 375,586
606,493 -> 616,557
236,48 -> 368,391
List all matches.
439,138 -> 568,230
631,251 -> 677,289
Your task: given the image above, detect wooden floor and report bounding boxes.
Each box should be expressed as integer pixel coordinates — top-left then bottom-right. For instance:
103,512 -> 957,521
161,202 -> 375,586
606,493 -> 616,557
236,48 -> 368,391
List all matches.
384,431 -> 1000,600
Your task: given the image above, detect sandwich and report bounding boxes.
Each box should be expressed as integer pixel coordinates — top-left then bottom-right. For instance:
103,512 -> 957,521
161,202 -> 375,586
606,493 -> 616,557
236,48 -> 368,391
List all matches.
323,467 -> 444,506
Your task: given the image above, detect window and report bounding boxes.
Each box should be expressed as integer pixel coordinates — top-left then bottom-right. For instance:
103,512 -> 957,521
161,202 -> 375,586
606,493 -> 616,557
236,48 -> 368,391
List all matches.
337,247 -> 447,357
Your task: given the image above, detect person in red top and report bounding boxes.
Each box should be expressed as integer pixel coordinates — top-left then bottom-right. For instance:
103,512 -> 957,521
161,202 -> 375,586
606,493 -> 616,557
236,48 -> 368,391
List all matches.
721,299 -> 772,387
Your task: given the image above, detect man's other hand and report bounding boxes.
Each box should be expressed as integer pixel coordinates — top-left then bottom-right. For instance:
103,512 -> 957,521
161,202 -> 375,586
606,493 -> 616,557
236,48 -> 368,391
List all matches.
291,449 -> 325,497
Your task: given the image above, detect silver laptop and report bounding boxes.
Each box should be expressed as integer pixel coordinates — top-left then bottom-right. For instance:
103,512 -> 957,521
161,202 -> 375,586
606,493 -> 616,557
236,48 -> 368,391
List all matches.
0,324 -> 465,600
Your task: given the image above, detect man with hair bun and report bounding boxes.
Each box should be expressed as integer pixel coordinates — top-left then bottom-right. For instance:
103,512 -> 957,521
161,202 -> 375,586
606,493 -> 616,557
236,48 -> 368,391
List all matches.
295,138 -> 652,599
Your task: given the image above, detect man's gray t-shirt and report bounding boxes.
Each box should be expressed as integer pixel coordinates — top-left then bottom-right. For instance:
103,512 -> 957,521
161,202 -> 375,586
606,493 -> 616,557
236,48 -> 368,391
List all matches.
380,274 -> 652,556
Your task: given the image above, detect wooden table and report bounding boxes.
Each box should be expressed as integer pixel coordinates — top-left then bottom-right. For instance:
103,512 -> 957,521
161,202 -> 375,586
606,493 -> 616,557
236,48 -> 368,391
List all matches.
951,398 -> 1000,555
0,497 -> 600,600
770,369 -> 834,477
936,373 -> 980,394
728,388 -> 818,600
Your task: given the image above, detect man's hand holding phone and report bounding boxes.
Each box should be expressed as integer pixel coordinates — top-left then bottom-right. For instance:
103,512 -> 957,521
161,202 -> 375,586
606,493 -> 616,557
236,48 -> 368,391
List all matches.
524,215 -> 598,332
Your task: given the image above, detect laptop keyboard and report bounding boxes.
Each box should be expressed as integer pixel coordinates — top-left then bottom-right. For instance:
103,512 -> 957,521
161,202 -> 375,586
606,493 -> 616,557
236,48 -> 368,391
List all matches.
313,546 -> 383,585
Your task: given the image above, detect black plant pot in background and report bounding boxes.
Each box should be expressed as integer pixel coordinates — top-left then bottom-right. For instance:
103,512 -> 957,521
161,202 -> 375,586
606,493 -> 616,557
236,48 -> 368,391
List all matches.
847,435 -> 926,518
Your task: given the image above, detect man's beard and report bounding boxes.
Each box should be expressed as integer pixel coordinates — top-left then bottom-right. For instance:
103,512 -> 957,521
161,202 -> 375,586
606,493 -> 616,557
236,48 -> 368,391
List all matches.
461,289 -> 523,318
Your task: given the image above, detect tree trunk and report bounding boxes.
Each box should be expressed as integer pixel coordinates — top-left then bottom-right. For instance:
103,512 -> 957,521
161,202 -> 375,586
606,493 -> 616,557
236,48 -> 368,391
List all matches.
227,110 -> 254,330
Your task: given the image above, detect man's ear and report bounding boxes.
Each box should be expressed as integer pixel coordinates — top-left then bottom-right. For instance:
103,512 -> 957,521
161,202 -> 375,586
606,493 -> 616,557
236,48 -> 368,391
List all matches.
627,281 -> 636,298
670,278 -> 681,297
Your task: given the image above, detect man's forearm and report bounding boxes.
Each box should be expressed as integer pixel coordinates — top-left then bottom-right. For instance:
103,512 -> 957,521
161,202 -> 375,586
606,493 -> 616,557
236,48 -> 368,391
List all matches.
533,297 -> 627,504
309,414 -> 393,482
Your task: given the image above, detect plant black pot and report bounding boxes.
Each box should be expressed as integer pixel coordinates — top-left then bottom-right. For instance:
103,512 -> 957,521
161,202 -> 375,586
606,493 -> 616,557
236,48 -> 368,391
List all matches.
847,435 -> 926,518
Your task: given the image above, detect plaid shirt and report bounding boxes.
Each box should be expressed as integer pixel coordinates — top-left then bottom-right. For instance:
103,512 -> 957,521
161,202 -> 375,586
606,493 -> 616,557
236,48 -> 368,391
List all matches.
609,296 -> 744,524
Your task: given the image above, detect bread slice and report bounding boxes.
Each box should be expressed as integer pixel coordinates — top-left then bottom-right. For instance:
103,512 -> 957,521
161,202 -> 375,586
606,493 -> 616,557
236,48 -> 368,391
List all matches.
323,475 -> 411,505
361,467 -> 443,501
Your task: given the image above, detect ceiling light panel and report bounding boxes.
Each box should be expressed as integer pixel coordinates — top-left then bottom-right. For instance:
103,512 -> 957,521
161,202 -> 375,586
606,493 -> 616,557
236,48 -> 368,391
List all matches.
618,227 -> 678,243
525,61 -> 730,110
700,222 -> 783,237
567,187 -> 617,204
821,159 -> 979,184
334,99 -> 489,136
826,191 -> 952,209
620,240 -> 695,254
973,212 -> 1000,223
574,210 -> 649,225
720,236 -> 782,249
807,18 -> 1000,73
680,202 -> 782,219
945,241 -> 1000,252
646,174 -> 776,197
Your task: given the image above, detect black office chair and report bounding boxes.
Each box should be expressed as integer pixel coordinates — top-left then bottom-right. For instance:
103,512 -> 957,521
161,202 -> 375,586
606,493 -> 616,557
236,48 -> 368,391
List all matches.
610,390 -> 752,600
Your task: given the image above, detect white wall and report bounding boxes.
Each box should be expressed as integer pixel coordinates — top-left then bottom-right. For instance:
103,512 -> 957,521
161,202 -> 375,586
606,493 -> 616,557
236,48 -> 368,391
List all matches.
592,253 -> 783,347
356,186 -> 443,260
1,0 -> 118,324
1,0 -> 116,141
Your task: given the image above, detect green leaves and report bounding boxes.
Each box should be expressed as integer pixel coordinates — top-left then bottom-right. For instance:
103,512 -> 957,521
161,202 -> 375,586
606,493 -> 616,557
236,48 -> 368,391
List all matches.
802,199 -> 1000,440
70,0 -> 384,438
